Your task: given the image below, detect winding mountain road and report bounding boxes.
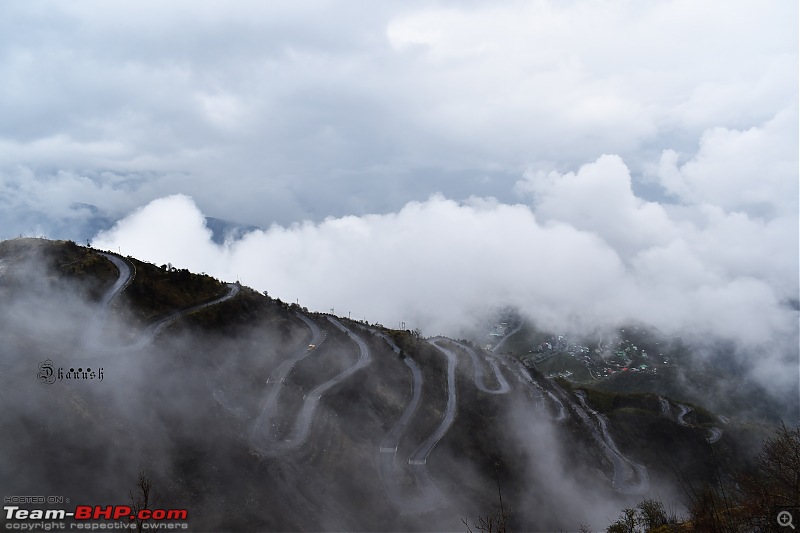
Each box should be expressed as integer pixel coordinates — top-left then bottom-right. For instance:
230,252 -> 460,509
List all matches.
676,403 -> 722,443
377,332 -> 423,453
251,316 -> 371,457
574,390 -> 649,494
82,253 -> 134,350
83,251 -> 241,354
676,403 -> 691,426
490,323 -> 523,354
248,312 -> 327,446
373,331 -> 442,514
90,251 -> 654,495
372,335 -> 462,514
378,335 -> 516,514
90,250 -> 655,502
97,253 -> 134,306
123,283 -> 240,351
500,354 -> 566,420
382,338 -> 459,512
452,341 -> 510,394
411,339 -> 459,467
706,426 -> 723,444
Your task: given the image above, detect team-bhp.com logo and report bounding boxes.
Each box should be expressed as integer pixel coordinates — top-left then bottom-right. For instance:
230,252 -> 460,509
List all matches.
5,505 -> 188,527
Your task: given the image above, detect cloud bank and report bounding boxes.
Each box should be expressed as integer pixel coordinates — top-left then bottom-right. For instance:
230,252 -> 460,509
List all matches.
94,107 -> 799,396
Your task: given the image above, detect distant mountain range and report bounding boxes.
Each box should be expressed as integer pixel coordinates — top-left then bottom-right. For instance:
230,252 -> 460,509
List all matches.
18,201 -> 262,245
203,216 -> 262,244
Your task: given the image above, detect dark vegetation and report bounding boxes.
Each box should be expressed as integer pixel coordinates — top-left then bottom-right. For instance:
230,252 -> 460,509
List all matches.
120,257 -> 230,326
184,286 -> 295,337
606,498 -> 681,532
605,423 -> 800,532
0,237 -> 118,301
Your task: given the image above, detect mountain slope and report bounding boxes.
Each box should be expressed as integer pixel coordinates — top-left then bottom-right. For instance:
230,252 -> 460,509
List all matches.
0,238 -> 770,532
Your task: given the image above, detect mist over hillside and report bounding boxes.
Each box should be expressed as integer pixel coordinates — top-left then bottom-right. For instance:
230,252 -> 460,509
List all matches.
0,238 -> 791,532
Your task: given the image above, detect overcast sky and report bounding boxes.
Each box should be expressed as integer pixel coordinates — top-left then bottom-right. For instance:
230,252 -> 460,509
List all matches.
3,1 -> 798,391
2,1 -> 795,230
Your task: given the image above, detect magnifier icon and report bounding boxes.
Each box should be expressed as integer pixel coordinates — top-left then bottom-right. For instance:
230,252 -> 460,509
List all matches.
778,510 -> 796,529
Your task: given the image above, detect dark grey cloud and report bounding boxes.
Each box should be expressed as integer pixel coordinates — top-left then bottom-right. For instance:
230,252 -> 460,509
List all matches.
0,0 -> 795,235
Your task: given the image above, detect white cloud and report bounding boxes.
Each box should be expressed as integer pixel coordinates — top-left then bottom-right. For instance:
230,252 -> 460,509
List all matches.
516,154 -> 677,257
655,106 -> 798,216
95,148 -> 797,351
94,91 -> 798,395
95,193 -> 626,334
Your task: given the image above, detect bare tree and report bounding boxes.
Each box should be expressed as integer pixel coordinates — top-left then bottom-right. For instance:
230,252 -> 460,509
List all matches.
640,422 -> 800,532
757,422 -> 800,508
462,479 -> 511,533
130,471 -> 155,533
606,499 -> 678,532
